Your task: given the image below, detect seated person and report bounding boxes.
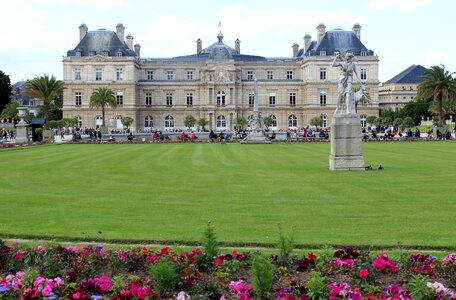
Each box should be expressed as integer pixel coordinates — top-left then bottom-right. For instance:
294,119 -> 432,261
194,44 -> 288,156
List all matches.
127,132 -> 134,141
108,135 -> 116,142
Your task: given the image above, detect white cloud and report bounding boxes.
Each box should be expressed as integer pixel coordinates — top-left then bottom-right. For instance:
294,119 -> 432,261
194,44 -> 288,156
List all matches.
368,0 -> 432,11
425,51 -> 443,67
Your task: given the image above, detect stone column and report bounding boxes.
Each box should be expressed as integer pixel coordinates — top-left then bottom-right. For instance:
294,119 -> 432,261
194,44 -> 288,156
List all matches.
15,107 -> 29,143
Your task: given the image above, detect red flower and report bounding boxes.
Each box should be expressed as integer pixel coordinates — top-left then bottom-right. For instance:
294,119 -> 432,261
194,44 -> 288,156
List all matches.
358,269 -> 369,278
215,258 -> 223,266
307,252 -> 317,260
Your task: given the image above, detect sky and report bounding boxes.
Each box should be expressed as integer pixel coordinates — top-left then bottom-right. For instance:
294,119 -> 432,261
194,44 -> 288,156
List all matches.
1,0 -> 454,85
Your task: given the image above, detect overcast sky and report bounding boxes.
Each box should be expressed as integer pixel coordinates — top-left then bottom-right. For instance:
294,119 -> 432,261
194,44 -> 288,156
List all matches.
0,0 -> 453,84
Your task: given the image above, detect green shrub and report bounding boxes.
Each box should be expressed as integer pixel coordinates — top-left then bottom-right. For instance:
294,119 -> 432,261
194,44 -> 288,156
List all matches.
306,271 -> 327,300
202,221 -> 218,259
251,253 -> 274,299
148,257 -> 178,296
407,274 -> 433,300
277,225 -> 295,265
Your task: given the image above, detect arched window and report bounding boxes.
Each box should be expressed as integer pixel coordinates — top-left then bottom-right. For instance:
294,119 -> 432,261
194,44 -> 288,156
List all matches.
95,115 -> 103,126
164,115 -> 174,130
269,115 -> 277,128
288,115 -> 297,128
76,116 -> 82,128
216,115 -> 226,129
320,115 -> 327,128
116,115 -> 123,128
144,115 -> 153,128
216,90 -> 225,107
360,114 -> 367,128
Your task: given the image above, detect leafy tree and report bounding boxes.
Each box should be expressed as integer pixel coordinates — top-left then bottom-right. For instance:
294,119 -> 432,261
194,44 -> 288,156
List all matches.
89,87 -> 116,127
309,116 -> 322,128
122,116 -> 134,129
234,116 -> 247,129
393,117 -> 403,127
0,70 -> 12,113
397,99 -> 431,125
366,116 -> 377,126
380,108 -> 396,120
0,101 -> 19,123
382,116 -> 392,126
48,120 -> 59,129
48,92 -> 63,121
402,117 -> 414,128
196,118 -> 208,131
263,116 -> 273,128
184,115 -> 196,128
373,117 -> 382,127
417,65 -> 456,127
25,74 -> 63,129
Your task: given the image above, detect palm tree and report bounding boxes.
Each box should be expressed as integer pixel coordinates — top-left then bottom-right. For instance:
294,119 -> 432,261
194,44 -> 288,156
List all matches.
417,65 -> 456,127
26,74 -> 63,129
90,87 -> 116,127
196,118 -> 209,131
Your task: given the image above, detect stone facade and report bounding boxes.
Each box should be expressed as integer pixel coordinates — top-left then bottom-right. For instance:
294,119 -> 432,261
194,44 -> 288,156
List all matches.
63,23 -> 380,132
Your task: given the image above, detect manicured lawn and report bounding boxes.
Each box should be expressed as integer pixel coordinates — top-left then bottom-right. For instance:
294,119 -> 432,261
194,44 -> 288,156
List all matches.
0,141 -> 455,248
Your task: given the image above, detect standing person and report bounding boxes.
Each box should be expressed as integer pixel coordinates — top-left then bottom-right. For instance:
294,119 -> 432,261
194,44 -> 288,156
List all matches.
332,52 -> 364,114
97,128 -> 102,140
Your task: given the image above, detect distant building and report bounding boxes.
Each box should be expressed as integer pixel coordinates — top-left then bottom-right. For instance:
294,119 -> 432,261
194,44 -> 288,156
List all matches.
10,81 -> 40,116
62,23 -> 379,131
378,64 -> 428,112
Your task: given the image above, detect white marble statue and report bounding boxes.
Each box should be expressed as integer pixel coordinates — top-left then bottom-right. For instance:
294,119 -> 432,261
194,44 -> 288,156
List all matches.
331,52 -> 366,115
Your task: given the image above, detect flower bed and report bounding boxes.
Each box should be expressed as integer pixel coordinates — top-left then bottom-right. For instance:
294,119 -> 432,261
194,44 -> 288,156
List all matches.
1,241 -> 455,299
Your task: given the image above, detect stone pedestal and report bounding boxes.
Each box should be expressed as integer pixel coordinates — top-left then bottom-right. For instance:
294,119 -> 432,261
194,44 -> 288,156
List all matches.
329,114 -> 365,171
240,131 -> 271,144
15,106 -> 29,143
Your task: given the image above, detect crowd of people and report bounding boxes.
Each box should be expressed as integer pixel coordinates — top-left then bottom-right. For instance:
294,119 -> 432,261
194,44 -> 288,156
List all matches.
0,129 -> 15,142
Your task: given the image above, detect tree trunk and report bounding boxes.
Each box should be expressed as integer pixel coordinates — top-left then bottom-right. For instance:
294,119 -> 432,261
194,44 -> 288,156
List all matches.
438,99 -> 444,127
101,105 -> 105,127
44,103 -> 50,129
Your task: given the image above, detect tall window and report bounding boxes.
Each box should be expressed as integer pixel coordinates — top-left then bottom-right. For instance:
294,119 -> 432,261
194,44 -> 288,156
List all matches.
216,115 -> 226,128
267,71 -> 273,80
287,71 -> 293,80
186,92 -> 193,107
360,114 -> 367,128
95,68 -> 102,81
360,51 -> 367,56
289,92 -> 296,106
144,116 -> 153,128
288,115 -> 297,128
74,68 -> 81,81
116,116 -> 123,128
320,115 -> 327,128
166,93 -> 173,107
76,116 -> 82,127
248,93 -> 255,107
167,71 -> 174,80
103,51 -> 109,57
319,51 -> 326,56
320,92 -> 327,106
116,91 -> 123,105
216,90 -> 225,107
270,115 -> 277,127
360,68 -> 367,80
145,92 -> 152,106
146,70 -> 154,80
117,51 -> 123,57
75,92 -> 82,106
247,71 -> 254,80
95,115 -> 103,126
320,68 -> 327,80
187,71 -> 193,80
116,68 -> 123,81
164,115 -> 174,129
269,93 -> 276,107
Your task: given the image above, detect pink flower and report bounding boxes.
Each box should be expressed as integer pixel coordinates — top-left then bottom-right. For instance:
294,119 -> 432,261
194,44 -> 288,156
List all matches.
15,250 -> 24,259
358,269 -> 369,278
215,258 -> 223,265
42,285 -> 52,297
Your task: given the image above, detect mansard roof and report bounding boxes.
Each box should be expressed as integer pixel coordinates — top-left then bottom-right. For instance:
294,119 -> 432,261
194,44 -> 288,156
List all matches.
67,29 -> 136,57
304,29 -> 374,57
384,65 -> 429,84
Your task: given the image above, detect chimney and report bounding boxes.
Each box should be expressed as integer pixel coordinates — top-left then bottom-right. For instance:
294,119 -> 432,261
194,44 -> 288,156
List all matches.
352,23 -> 361,40
304,34 -> 311,51
316,23 -> 326,44
234,39 -> 241,54
79,23 -> 88,41
116,23 -> 125,42
292,43 -> 299,57
196,38 -> 202,54
134,44 -> 141,57
126,34 -> 134,50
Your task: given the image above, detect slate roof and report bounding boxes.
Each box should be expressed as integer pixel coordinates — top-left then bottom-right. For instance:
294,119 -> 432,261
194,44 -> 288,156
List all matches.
384,65 -> 429,84
304,29 -> 374,57
67,29 -> 136,57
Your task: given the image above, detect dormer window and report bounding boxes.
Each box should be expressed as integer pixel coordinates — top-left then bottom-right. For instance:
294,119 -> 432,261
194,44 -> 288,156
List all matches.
319,51 -> 326,56
75,51 -> 81,57
117,51 -> 122,57
103,51 -> 109,57
360,51 -> 367,56
89,50 -> 96,56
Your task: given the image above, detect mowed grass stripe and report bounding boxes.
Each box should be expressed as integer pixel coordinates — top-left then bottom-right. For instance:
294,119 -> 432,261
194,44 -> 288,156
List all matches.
0,141 -> 455,247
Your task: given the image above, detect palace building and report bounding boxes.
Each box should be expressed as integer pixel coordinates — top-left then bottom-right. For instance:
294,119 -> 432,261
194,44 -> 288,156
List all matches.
62,23 -> 379,131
